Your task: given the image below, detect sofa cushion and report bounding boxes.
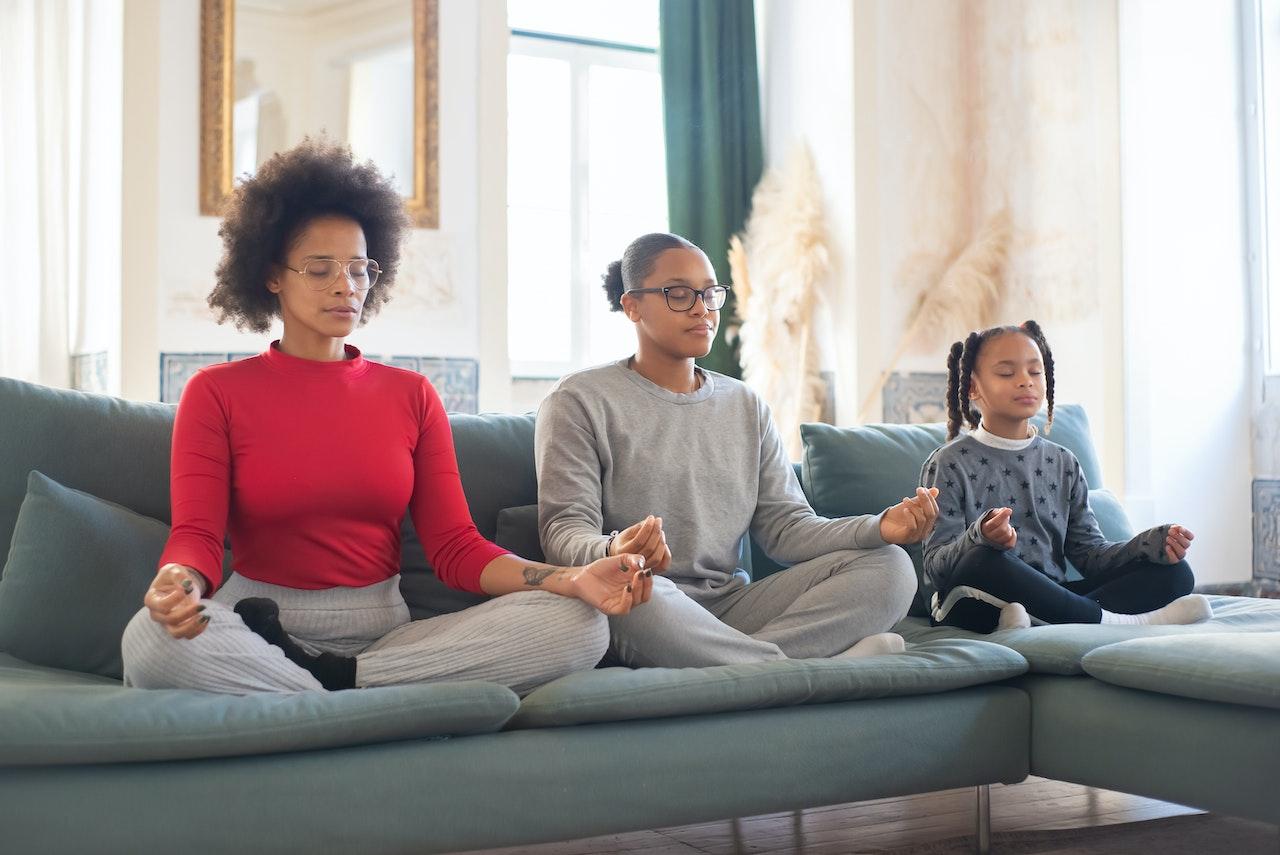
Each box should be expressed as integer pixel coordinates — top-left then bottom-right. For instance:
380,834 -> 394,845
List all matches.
449,412 -> 539,537
0,652 -> 521,765
0,378 -> 175,566
799,405 -> 1114,615
495,504 -> 544,563
896,595 -> 1280,675
508,638 -> 1027,729
1081,632 -> 1280,710
1084,488 -> 1135,544
399,413 -> 538,618
0,472 -> 167,680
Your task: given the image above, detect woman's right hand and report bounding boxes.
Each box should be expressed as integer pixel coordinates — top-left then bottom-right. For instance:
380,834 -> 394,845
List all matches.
980,508 -> 1018,550
608,515 -> 672,573
144,564 -> 209,640
571,554 -> 653,615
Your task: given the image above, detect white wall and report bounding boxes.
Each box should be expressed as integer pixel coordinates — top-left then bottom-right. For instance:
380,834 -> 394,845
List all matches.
120,0 -> 507,403
761,0 -> 1125,493
759,0 -> 858,421
1119,0 -> 1253,584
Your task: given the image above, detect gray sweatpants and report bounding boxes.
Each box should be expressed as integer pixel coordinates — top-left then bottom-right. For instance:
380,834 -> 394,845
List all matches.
121,574 -> 609,696
608,547 -> 917,667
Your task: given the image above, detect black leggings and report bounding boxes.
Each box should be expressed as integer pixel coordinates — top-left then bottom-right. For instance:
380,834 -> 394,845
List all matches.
937,546 -> 1195,633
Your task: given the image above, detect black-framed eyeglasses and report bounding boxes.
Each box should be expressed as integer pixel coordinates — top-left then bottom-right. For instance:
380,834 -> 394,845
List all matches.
283,258 -> 382,291
624,284 -> 730,312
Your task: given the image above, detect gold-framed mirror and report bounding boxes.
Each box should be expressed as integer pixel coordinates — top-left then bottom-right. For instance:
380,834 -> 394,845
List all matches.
199,0 -> 438,228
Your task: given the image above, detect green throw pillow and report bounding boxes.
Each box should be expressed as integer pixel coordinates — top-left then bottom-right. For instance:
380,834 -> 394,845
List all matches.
0,471 -> 166,679
495,504 -> 544,563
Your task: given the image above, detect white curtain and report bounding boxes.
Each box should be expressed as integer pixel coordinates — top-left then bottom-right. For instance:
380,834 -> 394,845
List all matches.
0,0 -> 121,392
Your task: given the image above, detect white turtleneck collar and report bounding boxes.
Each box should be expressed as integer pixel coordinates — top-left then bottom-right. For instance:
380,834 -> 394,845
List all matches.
972,420 -> 1038,451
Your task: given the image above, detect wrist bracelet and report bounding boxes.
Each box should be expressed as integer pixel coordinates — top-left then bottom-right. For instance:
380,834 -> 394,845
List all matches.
605,530 -> 620,556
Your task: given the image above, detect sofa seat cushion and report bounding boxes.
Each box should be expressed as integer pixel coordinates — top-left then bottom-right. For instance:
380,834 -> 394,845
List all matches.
0,653 -> 520,765
508,638 -> 1027,729
895,596 -> 1280,675
1081,632 -> 1280,710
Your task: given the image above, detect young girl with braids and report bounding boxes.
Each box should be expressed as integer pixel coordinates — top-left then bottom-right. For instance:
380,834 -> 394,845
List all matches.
919,321 -> 1212,633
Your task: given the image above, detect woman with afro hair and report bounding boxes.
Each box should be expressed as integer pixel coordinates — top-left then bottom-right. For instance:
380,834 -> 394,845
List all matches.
122,140 -> 652,694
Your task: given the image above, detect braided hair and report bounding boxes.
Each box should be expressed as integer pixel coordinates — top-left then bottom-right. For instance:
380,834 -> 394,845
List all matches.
944,320 -> 1055,440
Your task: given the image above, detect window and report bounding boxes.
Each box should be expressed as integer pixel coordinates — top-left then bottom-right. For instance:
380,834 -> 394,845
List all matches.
506,1 -> 667,376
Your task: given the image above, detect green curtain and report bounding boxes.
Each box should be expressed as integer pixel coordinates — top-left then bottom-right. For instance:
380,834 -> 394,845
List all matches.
659,0 -> 763,379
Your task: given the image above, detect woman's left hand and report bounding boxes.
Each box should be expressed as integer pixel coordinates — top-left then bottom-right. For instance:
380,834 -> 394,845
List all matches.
571,554 -> 653,615
1165,525 -> 1194,562
879,487 -> 940,545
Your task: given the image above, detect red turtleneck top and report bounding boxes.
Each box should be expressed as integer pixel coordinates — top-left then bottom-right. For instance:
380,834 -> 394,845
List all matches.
158,343 -> 508,594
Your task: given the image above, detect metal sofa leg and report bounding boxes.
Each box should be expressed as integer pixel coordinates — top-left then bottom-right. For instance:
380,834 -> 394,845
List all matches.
974,784 -> 991,855
730,816 -> 745,854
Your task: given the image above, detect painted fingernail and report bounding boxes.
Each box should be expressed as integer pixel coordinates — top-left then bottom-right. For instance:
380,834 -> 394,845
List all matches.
181,579 -> 193,592
196,604 -> 207,612
199,614 -> 210,624
626,584 -> 633,592
644,570 -> 653,578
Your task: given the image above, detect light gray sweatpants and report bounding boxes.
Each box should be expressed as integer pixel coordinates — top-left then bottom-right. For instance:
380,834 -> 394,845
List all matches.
121,574 -> 609,696
608,547 -> 917,667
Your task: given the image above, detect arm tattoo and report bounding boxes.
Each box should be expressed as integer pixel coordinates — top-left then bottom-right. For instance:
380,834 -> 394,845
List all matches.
523,566 -> 556,586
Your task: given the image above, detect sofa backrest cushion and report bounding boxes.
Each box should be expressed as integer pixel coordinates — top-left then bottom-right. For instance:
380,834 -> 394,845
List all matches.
0,378 -> 175,568
399,412 -> 540,617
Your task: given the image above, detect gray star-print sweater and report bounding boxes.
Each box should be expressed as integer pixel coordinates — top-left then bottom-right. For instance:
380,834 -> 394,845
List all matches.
919,434 -> 1173,592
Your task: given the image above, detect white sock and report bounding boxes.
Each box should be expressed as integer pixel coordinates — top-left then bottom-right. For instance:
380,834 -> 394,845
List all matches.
997,602 -> 1031,630
836,632 -> 906,659
1100,594 -> 1213,626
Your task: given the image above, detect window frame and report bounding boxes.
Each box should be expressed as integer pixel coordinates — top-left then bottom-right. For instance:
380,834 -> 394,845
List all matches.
506,29 -> 663,379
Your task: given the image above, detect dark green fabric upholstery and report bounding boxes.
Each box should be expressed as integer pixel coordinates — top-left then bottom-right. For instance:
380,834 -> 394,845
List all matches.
0,652 -> 519,765
494,503 -> 543,563
399,414 -> 537,618
0,472 -> 167,679
0,378 -> 174,569
0,687 -> 1030,854
897,595 -> 1280,674
1082,632 -> 1280,710
1023,675 -> 1280,824
511,638 -> 1026,729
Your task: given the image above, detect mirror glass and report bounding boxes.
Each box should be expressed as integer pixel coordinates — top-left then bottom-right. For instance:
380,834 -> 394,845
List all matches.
233,0 -> 414,195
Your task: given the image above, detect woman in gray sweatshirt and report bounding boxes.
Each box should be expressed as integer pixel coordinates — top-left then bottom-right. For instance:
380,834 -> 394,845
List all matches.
534,233 -> 939,667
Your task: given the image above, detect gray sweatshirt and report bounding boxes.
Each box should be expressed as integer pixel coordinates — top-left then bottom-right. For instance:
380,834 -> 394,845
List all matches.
920,432 -> 1173,592
535,360 -> 887,602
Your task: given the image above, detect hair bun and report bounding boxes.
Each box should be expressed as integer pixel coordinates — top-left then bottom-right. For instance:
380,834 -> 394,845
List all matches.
601,260 -> 625,312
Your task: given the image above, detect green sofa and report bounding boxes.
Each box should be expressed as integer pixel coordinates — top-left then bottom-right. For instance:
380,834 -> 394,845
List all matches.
800,410 -> 1280,827
0,376 -> 1275,854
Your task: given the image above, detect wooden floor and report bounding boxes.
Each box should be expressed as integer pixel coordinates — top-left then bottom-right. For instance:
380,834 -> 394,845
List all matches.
457,777 -> 1204,854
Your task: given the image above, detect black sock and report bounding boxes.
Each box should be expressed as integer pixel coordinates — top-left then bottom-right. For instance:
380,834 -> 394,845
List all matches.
234,598 -> 357,690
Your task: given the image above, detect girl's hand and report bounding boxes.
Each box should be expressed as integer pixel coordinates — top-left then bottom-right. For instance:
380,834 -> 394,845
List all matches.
980,508 -> 1018,550
144,564 -> 209,640
571,554 -> 653,615
879,487 -> 940,544
1165,525 -> 1195,562
609,515 -> 672,573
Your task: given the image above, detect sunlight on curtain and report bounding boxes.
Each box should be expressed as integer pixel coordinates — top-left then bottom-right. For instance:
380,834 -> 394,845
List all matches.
0,0 -> 121,392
